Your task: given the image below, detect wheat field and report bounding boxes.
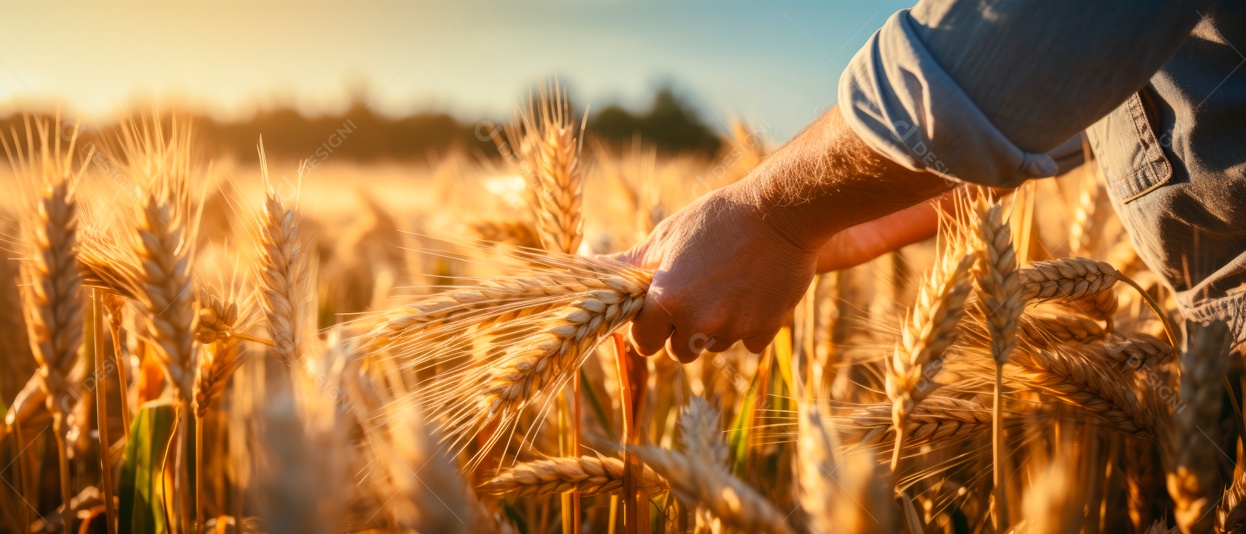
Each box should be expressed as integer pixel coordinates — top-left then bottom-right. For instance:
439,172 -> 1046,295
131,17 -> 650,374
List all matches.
0,89 -> 1233,534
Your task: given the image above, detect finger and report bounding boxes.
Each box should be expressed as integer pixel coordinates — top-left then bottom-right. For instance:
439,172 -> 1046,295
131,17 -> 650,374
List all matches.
742,330 -> 780,354
628,298 -> 673,356
704,337 -> 736,353
667,327 -> 710,363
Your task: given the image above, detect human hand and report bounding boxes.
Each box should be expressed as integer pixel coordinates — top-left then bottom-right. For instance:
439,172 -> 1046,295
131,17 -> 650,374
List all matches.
610,185 -> 821,363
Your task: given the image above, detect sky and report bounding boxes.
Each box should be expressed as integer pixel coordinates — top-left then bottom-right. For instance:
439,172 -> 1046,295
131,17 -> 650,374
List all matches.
0,0 -> 908,140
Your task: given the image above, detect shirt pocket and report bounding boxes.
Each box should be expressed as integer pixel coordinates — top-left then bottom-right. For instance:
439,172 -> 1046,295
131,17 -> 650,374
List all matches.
1086,87 -> 1173,203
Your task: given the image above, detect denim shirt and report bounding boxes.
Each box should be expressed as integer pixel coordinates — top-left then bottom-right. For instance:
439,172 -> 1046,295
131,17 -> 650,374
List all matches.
839,1 -> 1246,333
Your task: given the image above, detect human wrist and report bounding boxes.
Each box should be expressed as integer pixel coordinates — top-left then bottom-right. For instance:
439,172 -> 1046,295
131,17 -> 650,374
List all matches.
719,175 -> 843,254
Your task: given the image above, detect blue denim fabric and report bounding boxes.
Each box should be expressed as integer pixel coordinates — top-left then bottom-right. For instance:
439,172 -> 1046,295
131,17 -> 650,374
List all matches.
839,1 -> 1246,333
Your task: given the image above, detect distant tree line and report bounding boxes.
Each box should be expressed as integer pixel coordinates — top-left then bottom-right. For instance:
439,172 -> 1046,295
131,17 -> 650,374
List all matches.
1,87 -> 722,165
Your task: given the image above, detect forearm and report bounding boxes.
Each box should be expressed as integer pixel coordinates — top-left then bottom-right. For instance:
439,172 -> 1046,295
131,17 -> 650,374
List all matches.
815,195 -> 950,272
723,104 -> 953,251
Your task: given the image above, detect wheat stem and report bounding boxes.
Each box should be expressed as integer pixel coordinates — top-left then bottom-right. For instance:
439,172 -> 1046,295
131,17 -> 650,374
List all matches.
93,291 -> 118,534
993,363 -> 1008,529
194,412 -> 204,533
52,413 -> 73,533
103,293 -> 132,441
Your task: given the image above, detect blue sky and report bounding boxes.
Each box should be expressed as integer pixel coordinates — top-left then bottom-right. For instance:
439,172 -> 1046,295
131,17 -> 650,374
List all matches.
0,1 -> 909,140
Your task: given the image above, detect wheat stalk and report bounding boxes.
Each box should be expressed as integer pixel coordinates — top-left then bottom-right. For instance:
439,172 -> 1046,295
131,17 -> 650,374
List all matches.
78,117 -> 204,403
481,454 -> 668,497
886,250 -> 974,471
254,150 -> 311,365
375,248 -> 650,468
1128,440 -> 1161,533
970,202 -> 1023,529
800,402 -> 894,534
6,117 -> 87,530
680,397 -> 728,533
632,445 -> 796,534
499,84 -> 584,254
1167,319 -> 1231,533
1068,176 -> 1101,258
192,287 -> 253,417
101,292 -> 132,438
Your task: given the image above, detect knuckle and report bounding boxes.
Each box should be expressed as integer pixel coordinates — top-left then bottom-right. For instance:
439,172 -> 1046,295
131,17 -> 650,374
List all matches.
644,291 -> 680,319
691,312 -> 729,336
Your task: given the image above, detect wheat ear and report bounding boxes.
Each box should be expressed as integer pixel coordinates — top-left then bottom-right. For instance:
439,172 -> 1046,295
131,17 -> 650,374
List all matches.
1053,289 -> 1118,328
1019,314 -> 1106,346
1077,332 -> 1177,372
8,117 -> 87,530
1068,174 -> 1101,257
500,83 -> 584,254
380,249 -> 651,469
1012,347 -> 1155,437
1167,319 -> 1231,533
481,454 -> 668,497
479,272 -> 646,419
501,86 -> 587,528
680,397 -> 728,467
974,204 -> 1024,366
1127,439 -> 1161,533
800,402 -> 894,534
680,397 -> 728,533
192,289 -> 251,417
254,150 -> 311,365
1218,475 -> 1246,534
367,272 -> 608,352
1020,257 -> 1117,302
632,445 -> 796,534
469,218 -> 542,250
886,252 -> 974,471
111,118 -> 202,534
81,117 -> 203,402
854,396 -> 994,447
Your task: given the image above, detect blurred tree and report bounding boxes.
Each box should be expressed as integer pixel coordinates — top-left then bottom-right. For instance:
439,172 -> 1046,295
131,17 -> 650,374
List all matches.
589,88 -> 721,155
0,86 -> 723,165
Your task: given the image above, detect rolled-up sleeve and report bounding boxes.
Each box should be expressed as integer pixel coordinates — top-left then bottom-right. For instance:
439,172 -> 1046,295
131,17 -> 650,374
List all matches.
838,1 -> 1212,188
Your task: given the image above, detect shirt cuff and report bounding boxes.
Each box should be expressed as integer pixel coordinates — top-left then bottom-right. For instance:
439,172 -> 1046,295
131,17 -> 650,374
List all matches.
837,10 -> 1058,188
